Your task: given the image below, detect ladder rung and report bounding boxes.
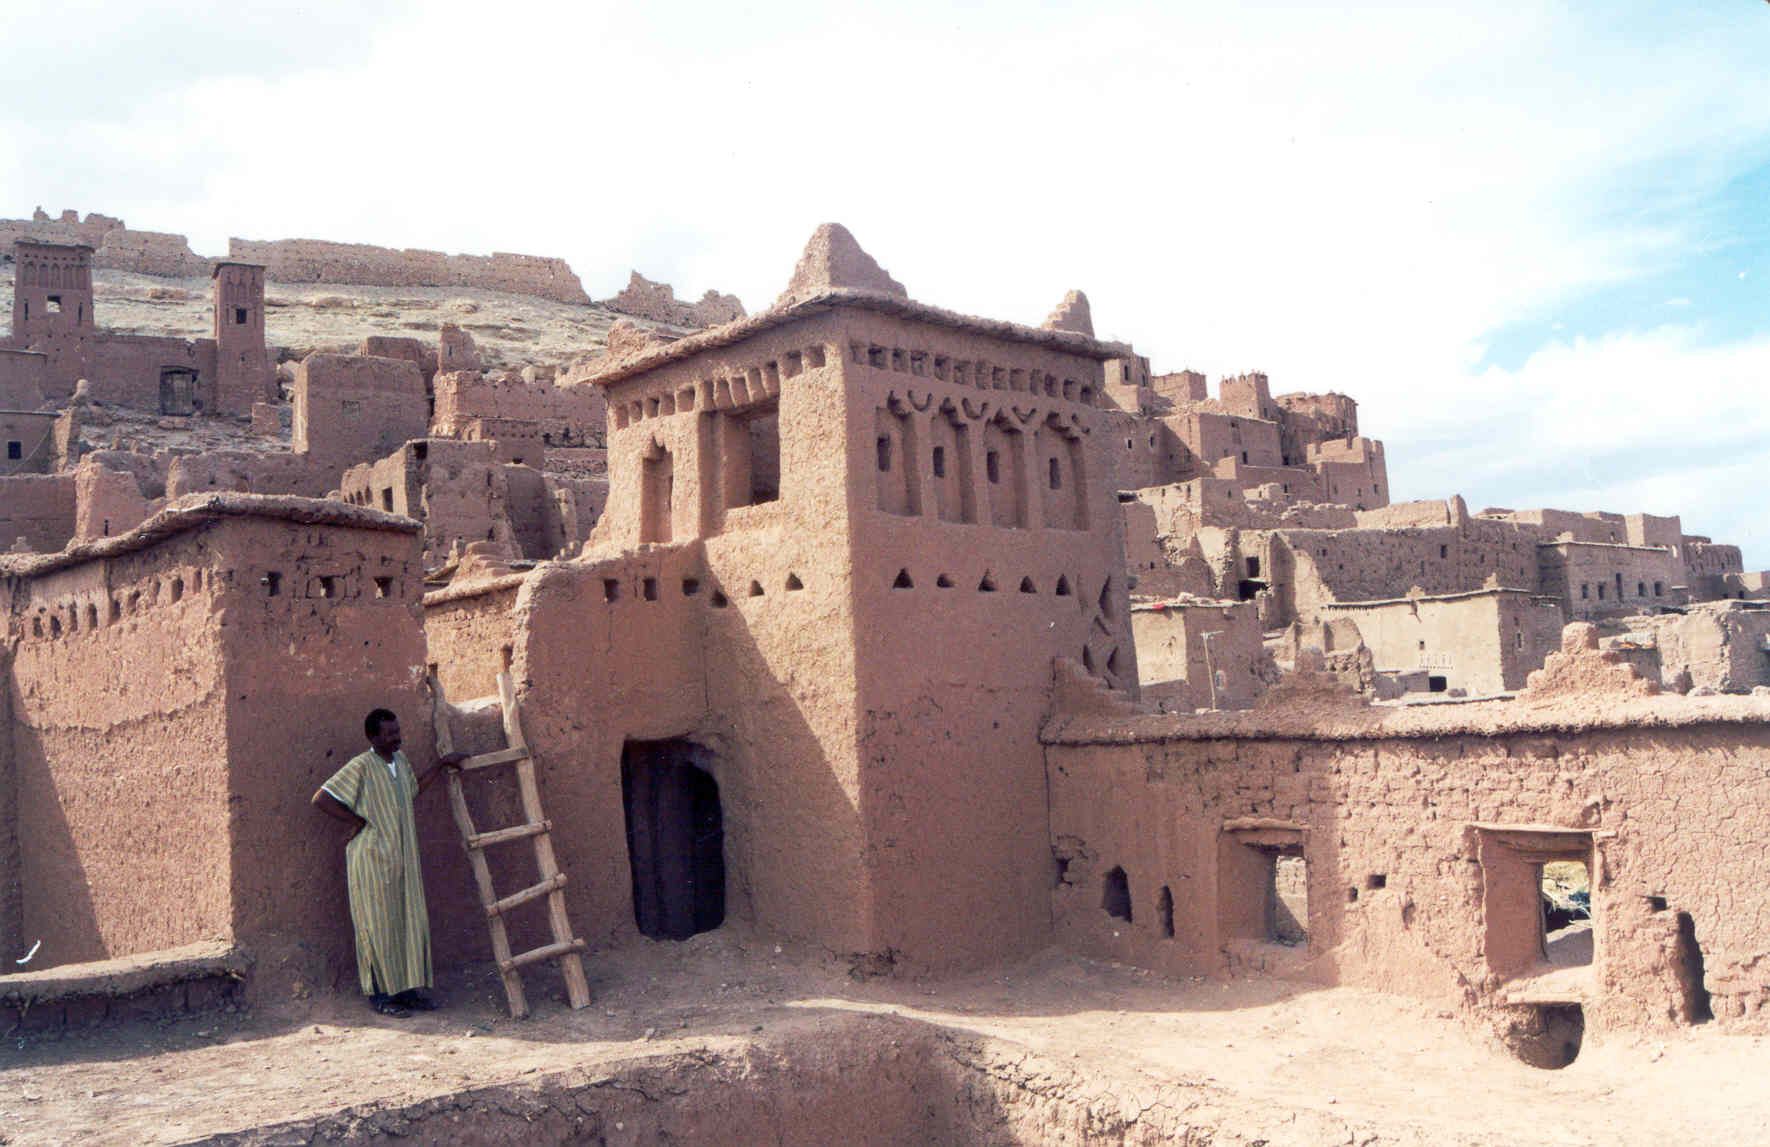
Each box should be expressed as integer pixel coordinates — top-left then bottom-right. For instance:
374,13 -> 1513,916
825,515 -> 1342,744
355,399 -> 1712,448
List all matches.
486,873 -> 568,918
501,937 -> 586,972
462,746 -> 530,771
466,819 -> 551,850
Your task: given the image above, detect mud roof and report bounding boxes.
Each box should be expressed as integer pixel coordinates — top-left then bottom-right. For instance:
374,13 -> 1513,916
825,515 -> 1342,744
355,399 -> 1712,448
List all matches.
584,288 -> 1134,389
0,493 -> 419,579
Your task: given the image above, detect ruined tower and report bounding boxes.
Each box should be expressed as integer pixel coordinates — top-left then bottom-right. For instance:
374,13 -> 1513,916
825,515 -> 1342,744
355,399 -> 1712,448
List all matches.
9,241 -> 95,343
210,261 -> 274,415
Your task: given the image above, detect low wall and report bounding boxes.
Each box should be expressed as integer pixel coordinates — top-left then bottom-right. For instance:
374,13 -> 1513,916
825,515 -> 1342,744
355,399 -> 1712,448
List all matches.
1044,689 -> 1770,1033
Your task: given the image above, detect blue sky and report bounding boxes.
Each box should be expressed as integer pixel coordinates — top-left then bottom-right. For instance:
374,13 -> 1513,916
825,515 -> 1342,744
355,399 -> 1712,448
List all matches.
2,0 -> 1766,565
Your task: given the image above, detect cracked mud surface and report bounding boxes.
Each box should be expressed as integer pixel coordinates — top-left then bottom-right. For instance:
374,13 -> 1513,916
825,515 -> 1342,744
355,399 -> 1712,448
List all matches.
3,926 -> 1765,1145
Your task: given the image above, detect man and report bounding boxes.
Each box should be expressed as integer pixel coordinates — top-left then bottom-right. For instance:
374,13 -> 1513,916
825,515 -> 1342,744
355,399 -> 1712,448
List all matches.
313,708 -> 464,1017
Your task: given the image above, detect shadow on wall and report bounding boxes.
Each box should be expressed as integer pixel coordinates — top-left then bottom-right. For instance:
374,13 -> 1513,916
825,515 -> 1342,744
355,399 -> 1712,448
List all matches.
8,725 -> 103,966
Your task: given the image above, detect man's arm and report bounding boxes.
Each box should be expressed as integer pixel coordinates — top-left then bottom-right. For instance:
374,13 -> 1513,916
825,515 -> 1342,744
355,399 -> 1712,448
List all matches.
312,788 -> 367,837
415,752 -> 468,796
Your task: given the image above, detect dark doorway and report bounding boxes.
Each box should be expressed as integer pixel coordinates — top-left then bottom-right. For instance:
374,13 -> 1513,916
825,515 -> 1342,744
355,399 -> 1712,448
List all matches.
159,368 -> 198,415
621,740 -> 725,940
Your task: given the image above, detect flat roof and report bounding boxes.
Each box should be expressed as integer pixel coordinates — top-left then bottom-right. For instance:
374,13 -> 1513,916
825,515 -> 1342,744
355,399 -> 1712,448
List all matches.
584,287 -> 1132,388
0,493 -> 420,579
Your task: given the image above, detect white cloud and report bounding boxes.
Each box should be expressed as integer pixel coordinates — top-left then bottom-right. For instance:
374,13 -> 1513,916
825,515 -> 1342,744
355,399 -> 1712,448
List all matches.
1664,297 -> 1693,306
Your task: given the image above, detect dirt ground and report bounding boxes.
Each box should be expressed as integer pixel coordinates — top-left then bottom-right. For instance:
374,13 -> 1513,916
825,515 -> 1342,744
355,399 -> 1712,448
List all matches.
3,923 -> 1766,1146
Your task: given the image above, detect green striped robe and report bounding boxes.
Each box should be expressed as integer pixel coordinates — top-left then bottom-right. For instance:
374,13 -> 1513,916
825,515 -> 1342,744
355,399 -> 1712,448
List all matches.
322,749 -> 434,996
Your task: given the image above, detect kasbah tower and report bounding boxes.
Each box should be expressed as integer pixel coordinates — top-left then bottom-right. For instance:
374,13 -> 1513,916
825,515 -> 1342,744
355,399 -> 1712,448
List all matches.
512,223 -> 1138,971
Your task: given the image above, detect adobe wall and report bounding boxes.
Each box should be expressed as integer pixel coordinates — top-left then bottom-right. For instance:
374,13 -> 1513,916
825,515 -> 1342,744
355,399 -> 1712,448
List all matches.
0,410 -> 57,475
72,456 -> 157,541
588,310 -> 876,957
604,271 -> 745,328
1320,590 -> 1564,695
0,646 -> 16,960
204,510 -> 457,976
1277,518 -> 1540,624
423,575 -> 528,702
1043,693 -> 1770,1032
431,370 -> 606,448
1619,602 -> 1770,692
3,528 -> 235,966
167,450 -> 332,501
292,353 -> 428,482
340,439 -> 512,563
1,499 -> 445,982
227,238 -> 590,304
1131,598 -> 1265,711
0,473 -> 76,552
0,348 -> 47,410
832,310 -> 1135,970
1539,542 -> 1682,620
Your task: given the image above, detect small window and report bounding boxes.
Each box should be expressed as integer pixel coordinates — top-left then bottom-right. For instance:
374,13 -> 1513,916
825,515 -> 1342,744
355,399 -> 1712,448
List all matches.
234,307 -> 248,325
6,441 -> 19,460
931,446 -> 946,478
374,577 -> 393,599
46,295 -> 62,314
319,576 -> 338,599
986,450 -> 1001,484
381,488 -> 394,512
603,579 -> 620,602
1440,544 -> 1448,559
642,577 -> 659,601
876,436 -> 892,472
1048,457 -> 1062,490
1580,583 -> 1590,600
1653,581 -> 1663,597
1637,582 -> 1646,598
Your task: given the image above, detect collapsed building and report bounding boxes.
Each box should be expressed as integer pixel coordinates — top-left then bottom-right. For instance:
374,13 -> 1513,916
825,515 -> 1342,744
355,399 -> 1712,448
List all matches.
2,222 -> 1768,1071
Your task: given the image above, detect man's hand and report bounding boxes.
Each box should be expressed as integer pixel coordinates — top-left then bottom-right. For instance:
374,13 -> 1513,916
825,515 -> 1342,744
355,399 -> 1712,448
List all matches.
439,751 -> 469,771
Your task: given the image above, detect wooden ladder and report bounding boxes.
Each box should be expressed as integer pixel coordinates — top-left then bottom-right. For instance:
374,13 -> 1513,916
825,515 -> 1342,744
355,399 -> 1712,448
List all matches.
428,671 -> 591,1019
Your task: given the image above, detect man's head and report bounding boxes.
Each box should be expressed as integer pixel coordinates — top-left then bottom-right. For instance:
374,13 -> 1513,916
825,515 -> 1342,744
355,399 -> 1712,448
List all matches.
364,708 -> 401,758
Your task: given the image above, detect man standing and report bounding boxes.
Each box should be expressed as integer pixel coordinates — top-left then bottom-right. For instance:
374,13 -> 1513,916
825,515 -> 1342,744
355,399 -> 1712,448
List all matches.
312,708 -> 464,1017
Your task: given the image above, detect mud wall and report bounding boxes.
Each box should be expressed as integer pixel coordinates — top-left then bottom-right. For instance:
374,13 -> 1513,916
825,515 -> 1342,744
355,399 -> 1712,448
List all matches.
293,354 -> 428,485
5,531 -> 235,966
1044,698 -> 1770,1031
210,514 -> 448,980
832,311 -> 1130,971
0,473 -> 76,552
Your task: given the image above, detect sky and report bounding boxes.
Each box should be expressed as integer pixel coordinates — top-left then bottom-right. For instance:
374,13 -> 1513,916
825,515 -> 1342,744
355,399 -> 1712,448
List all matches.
2,0 -> 1766,565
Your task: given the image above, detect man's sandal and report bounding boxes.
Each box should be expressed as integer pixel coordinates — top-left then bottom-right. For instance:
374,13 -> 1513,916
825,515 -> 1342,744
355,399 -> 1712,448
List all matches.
370,996 -> 411,1018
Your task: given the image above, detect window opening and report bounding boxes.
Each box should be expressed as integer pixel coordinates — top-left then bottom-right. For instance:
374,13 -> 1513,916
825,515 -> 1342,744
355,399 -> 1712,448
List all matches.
1102,866 -> 1132,922
1158,885 -> 1175,938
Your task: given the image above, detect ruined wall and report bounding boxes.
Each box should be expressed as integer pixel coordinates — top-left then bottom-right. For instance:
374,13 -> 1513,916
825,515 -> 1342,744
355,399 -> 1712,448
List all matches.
292,353 -> 428,484
1319,590 -> 1564,695
72,455 -> 157,541
431,370 -> 605,448
1131,598 -> 1265,711
0,348 -> 47,410
1044,695 -> 1770,1032
0,411 -> 57,476
227,238 -> 590,304
340,439 -> 511,563
1620,602 -> 1770,692
0,474 -> 76,552
604,271 -> 745,328
424,576 -> 527,702
0,210 -> 208,276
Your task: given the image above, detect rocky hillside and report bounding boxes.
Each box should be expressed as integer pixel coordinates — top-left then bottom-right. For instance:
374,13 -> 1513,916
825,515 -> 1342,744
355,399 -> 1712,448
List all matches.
0,268 -> 692,374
